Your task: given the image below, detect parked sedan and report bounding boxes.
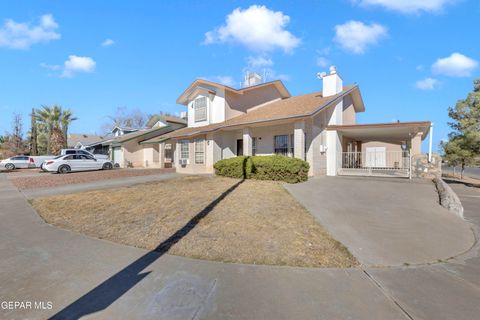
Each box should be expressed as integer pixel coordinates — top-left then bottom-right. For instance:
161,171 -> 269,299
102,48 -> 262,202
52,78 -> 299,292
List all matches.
0,156 -> 35,170
43,155 -> 114,174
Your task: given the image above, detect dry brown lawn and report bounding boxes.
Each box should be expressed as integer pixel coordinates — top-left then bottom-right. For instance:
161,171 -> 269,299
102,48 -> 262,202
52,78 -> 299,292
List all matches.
32,176 -> 358,268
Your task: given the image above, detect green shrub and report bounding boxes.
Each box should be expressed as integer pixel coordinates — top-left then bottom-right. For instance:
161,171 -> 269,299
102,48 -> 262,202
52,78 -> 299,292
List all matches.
213,156 -> 249,179
214,155 -> 309,183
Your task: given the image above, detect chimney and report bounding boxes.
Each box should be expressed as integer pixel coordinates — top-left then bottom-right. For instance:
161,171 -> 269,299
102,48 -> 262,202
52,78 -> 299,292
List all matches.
319,66 -> 343,97
243,72 -> 262,87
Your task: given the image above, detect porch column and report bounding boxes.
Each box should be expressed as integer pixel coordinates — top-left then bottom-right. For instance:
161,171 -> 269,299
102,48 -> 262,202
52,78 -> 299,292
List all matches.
243,128 -> 253,156
326,130 -> 341,176
410,132 -> 422,156
159,143 -> 165,168
294,121 -> 305,160
428,123 -> 433,162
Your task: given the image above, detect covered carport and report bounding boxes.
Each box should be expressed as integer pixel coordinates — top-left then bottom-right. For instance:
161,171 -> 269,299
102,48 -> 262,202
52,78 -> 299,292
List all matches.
327,121 -> 431,178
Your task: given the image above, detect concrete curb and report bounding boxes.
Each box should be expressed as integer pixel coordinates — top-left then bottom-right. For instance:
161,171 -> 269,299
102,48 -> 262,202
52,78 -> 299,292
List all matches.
433,176 -> 464,219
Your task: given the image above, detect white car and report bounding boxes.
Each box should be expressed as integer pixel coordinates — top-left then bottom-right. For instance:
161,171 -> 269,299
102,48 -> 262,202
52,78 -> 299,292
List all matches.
43,154 -> 114,174
60,149 -> 109,160
1,156 -> 36,170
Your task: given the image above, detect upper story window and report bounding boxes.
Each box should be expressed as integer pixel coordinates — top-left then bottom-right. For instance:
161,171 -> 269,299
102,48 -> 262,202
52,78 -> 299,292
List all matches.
194,97 -> 207,122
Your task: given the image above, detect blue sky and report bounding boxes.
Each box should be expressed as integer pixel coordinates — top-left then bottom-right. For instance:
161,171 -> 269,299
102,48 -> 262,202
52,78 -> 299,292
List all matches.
0,1 -> 479,152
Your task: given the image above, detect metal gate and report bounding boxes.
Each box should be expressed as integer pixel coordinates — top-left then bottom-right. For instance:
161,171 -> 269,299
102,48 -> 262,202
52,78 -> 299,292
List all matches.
338,151 -> 411,178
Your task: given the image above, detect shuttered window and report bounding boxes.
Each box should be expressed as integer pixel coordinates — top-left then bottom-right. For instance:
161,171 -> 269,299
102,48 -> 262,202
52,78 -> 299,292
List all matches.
194,97 -> 207,122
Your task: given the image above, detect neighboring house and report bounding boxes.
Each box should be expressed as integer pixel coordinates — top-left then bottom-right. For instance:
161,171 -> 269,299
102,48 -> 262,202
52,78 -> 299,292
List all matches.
152,67 -> 432,178
67,133 -> 107,149
111,126 -> 139,137
104,116 -> 186,168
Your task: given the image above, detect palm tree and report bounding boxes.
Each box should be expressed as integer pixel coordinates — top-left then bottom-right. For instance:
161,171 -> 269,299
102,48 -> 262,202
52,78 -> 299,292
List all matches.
60,109 -> 78,148
36,105 -> 77,154
35,106 -> 55,154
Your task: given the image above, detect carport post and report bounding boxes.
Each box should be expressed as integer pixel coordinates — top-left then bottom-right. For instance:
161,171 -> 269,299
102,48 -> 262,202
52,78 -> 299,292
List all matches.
428,123 -> 433,162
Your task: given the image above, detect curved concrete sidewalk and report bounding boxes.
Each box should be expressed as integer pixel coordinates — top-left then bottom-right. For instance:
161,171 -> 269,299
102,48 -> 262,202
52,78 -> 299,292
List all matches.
1,174 -> 480,319
285,176 -> 475,266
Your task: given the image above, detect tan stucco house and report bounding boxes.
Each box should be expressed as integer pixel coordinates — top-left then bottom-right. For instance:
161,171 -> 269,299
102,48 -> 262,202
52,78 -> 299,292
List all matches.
131,67 -> 433,178
104,116 -> 186,168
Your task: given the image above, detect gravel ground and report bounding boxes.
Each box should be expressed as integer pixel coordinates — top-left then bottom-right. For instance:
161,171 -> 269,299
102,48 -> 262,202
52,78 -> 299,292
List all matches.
9,168 -> 175,190
32,175 -> 358,268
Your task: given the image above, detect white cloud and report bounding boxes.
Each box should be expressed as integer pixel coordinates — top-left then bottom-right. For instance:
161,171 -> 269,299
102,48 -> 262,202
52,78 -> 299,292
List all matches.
352,0 -> 457,14
334,20 -> 387,54
204,5 -> 300,53
316,57 -> 331,68
102,38 -> 115,47
0,14 -> 60,49
416,65 -> 424,71
247,56 -> 274,68
62,55 -> 96,77
416,77 -> 439,90
432,53 -> 478,77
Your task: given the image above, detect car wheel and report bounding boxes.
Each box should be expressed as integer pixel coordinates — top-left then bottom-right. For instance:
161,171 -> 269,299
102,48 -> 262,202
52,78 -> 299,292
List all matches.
58,165 -> 71,174
5,163 -> 15,171
103,162 -> 113,170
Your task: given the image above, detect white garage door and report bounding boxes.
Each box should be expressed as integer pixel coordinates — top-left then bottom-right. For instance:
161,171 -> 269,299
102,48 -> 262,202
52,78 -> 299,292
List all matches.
112,147 -> 123,166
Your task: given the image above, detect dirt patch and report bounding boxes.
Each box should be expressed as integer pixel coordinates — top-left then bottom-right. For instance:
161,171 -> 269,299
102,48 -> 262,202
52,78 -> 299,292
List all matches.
10,168 -> 175,190
32,176 -> 358,268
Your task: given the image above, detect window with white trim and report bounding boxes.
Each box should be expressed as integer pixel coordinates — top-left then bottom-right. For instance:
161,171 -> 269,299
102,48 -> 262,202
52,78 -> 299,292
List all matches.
194,97 -> 207,122
180,140 -> 189,160
194,138 -> 205,164
252,137 -> 257,156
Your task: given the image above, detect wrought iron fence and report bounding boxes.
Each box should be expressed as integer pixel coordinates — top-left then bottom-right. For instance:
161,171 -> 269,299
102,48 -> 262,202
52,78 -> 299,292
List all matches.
338,151 -> 411,178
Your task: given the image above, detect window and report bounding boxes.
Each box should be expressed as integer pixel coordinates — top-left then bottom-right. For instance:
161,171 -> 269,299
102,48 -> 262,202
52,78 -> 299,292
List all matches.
194,97 -> 207,122
274,135 -> 289,156
252,137 -> 257,156
180,140 -> 189,160
195,139 -> 205,164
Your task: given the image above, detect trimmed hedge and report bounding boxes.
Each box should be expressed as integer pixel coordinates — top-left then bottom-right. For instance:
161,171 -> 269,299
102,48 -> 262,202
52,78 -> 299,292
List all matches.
213,155 -> 309,183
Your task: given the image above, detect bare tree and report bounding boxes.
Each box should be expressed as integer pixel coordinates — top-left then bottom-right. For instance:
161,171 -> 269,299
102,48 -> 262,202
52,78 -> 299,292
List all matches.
2,113 -> 27,156
102,107 -> 148,133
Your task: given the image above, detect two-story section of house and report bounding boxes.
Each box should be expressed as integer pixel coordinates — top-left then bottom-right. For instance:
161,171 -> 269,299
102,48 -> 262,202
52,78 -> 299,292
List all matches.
161,67 -> 432,178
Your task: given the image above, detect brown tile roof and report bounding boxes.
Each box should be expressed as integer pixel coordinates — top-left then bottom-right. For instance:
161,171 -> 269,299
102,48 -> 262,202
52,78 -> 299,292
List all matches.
165,85 -> 358,139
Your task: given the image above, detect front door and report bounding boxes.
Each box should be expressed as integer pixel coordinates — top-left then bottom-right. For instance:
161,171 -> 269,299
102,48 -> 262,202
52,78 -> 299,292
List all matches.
366,147 -> 386,168
236,139 -> 243,156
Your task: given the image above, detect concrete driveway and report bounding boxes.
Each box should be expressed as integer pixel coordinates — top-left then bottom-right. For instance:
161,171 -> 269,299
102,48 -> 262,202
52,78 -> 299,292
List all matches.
285,176 -> 474,266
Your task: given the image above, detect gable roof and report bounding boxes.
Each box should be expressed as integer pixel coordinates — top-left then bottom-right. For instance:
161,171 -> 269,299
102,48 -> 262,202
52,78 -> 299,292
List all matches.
111,126 -> 139,133
176,79 -> 291,105
165,85 -> 361,139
